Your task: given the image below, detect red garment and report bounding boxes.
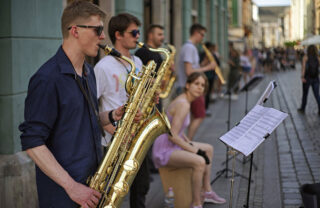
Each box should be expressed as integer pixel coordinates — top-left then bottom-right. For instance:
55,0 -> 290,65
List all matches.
191,95 -> 206,118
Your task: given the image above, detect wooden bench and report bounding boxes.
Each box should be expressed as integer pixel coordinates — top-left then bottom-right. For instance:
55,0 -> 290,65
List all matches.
158,167 -> 193,208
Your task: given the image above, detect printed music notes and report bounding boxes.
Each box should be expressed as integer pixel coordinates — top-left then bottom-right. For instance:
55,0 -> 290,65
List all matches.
219,105 -> 287,156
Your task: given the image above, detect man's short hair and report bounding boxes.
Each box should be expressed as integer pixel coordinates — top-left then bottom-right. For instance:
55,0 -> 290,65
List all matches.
146,24 -> 164,41
108,13 -> 141,44
205,41 -> 216,50
61,0 -> 106,38
189,23 -> 206,36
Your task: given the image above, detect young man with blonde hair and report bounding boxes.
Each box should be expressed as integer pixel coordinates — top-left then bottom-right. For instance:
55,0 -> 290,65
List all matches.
19,1 -> 126,207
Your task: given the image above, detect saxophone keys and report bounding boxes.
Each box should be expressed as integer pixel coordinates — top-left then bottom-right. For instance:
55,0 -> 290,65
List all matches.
113,181 -> 129,196
123,159 -> 139,174
107,166 -> 112,175
99,181 -> 107,191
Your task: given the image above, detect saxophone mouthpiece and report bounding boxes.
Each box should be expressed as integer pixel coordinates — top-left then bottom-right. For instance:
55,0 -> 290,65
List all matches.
99,44 -> 121,58
136,41 -> 147,49
98,44 -> 106,49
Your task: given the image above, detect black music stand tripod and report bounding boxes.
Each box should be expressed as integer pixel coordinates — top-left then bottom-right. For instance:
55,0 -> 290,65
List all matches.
211,75 -> 249,184
243,80 -> 277,208
214,75 -> 264,185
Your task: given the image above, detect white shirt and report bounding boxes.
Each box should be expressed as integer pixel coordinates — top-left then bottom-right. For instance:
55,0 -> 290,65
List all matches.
94,55 -> 143,146
240,55 -> 252,68
177,41 -> 200,88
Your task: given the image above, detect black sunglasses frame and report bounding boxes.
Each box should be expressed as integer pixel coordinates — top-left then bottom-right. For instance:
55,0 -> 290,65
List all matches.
68,25 -> 104,36
128,29 -> 140,37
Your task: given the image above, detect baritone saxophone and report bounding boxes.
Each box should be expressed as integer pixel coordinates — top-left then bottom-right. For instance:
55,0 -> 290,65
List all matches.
89,44 -> 171,208
87,44 -> 155,208
159,43 -> 176,98
202,43 -> 226,84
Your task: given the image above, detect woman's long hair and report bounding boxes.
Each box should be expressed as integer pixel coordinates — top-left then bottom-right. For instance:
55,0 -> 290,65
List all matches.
307,45 -> 318,59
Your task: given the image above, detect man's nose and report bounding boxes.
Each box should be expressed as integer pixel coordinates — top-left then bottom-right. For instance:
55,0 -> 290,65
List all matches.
100,31 -> 106,39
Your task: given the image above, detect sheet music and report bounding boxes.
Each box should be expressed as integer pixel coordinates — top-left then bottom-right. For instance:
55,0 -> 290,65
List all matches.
220,105 -> 288,156
256,81 -> 276,105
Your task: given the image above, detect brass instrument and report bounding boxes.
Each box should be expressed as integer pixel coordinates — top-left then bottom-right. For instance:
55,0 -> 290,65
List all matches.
159,44 -> 176,99
90,44 -> 171,208
202,43 -> 226,84
135,42 -> 171,115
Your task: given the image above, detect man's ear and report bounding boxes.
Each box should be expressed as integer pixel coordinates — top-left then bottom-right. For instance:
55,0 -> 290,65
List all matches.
115,31 -> 122,41
70,26 -> 79,38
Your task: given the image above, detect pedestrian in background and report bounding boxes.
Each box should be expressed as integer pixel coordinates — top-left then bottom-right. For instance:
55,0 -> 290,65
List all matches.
240,49 -> 252,84
298,44 -> 320,115
228,43 -> 241,99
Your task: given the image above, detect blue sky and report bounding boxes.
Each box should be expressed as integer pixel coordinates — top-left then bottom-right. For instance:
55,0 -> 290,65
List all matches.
253,0 -> 291,7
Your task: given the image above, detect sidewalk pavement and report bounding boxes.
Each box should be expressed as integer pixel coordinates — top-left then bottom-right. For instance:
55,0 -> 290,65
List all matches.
122,62 -> 320,208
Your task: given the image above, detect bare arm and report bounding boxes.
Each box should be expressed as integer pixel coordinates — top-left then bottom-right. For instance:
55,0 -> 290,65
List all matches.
185,61 -> 216,76
168,102 -> 198,153
26,145 -> 101,207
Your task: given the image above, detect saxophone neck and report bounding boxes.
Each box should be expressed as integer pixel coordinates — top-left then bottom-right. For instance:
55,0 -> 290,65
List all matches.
167,44 -> 176,56
202,43 -> 214,62
99,44 -> 139,93
137,41 -> 170,62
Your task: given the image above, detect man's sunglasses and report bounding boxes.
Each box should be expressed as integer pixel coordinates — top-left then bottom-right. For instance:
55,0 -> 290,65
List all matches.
127,29 -> 140,37
68,25 -> 104,36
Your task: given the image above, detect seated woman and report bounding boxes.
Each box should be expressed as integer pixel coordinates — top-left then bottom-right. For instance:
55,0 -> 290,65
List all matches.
152,72 -> 226,208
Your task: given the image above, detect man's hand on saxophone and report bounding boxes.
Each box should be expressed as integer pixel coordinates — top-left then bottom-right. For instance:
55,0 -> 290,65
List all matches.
133,108 -> 143,122
112,106 -> 125,121
153,90 -> 160,104
208,61 -> 217,71
200,56 -> 216,71
99,106 -> 142,127
66,180 -> 101,208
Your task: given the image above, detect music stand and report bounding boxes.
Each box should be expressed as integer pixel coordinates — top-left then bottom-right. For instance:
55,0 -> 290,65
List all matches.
243,80 -> 277,208
221,75 -> 264,169
211,74 -> 249,184
219,98 -> 286,208
239,74 -> 264,170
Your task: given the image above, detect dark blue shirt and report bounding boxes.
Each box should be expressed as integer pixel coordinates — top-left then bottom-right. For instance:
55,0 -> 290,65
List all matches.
19,46 -> 102,207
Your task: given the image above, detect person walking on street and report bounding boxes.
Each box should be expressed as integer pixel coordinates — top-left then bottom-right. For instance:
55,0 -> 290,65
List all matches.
298,44 -> 320,115
228,43 -> 241,98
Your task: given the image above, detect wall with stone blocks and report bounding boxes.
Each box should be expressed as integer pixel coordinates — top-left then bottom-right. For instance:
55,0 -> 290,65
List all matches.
0,153 -> 38,207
